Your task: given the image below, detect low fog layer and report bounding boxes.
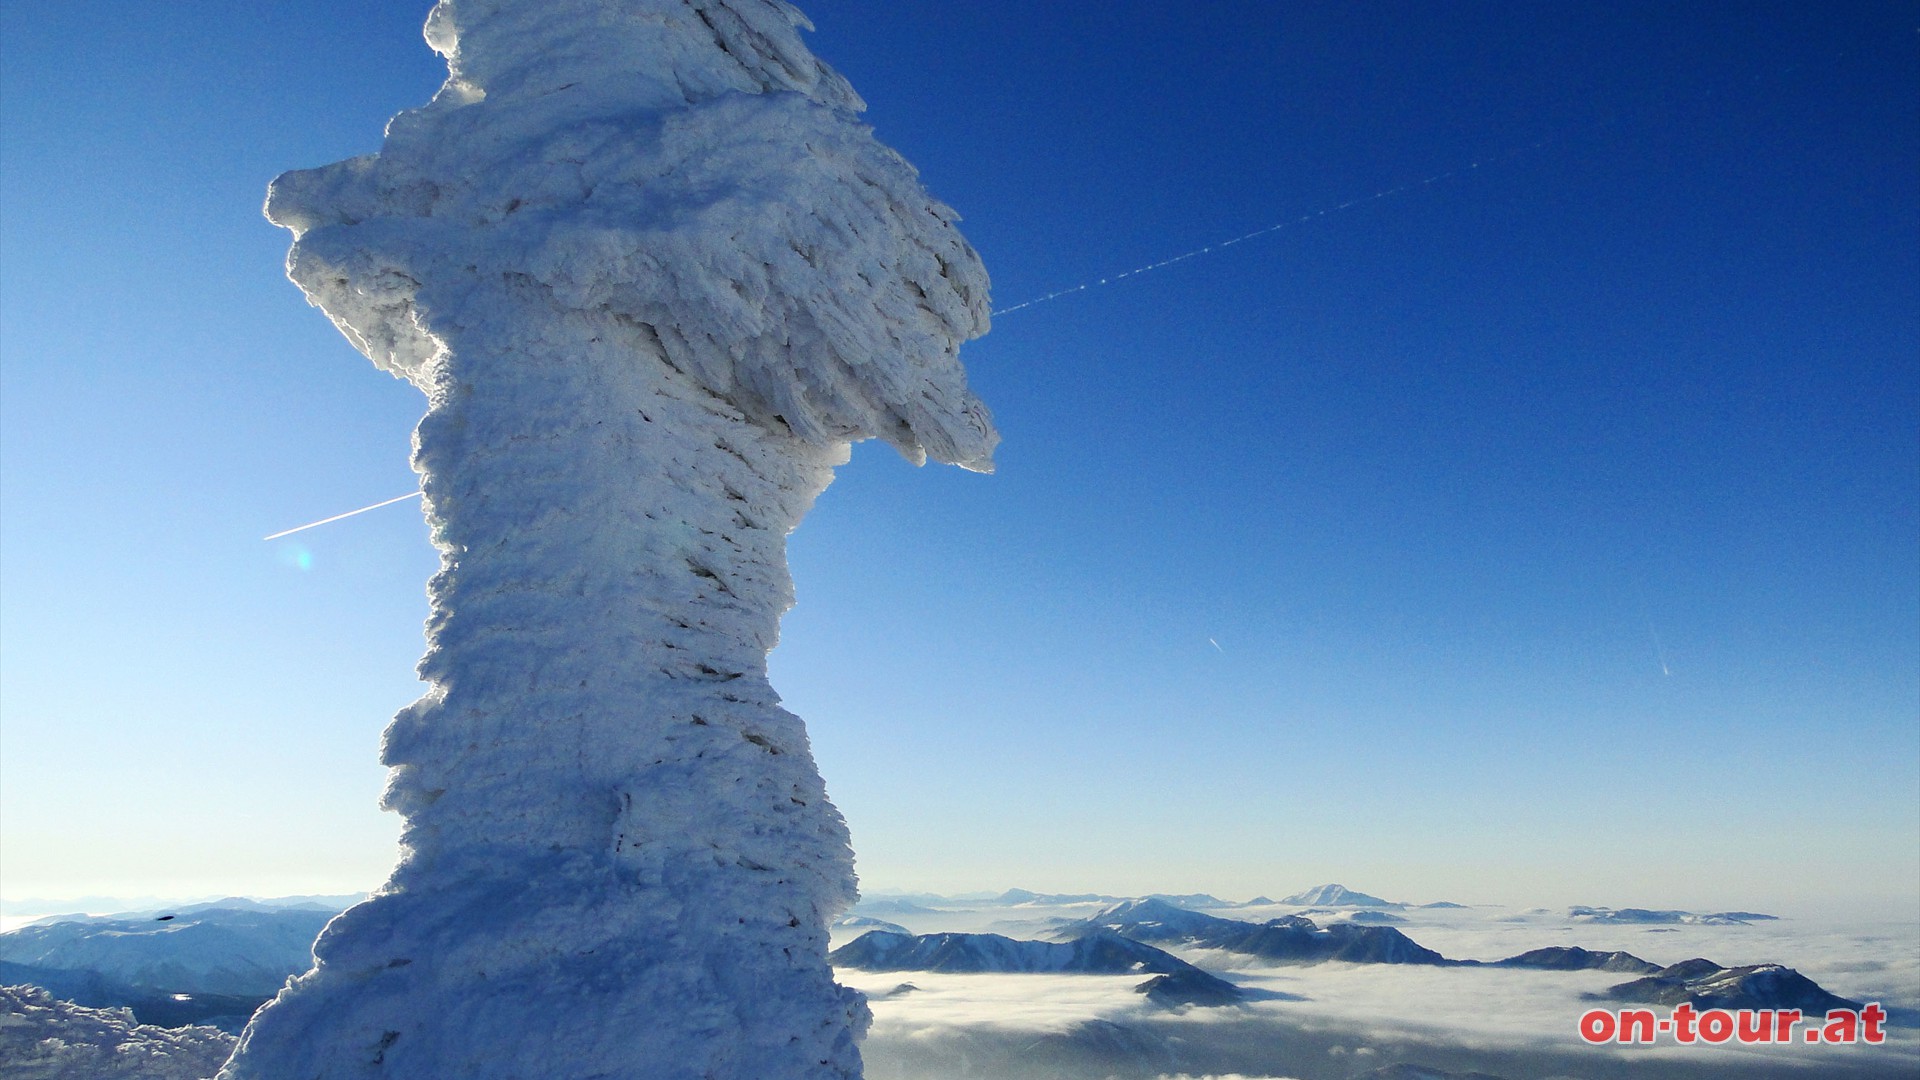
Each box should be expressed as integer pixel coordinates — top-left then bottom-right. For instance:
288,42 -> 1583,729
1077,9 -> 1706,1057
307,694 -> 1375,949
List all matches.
835,891 -> 1917,1080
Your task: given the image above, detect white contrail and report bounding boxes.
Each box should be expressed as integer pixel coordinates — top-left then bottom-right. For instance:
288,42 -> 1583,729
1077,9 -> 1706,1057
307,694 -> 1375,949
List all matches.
264,491 -> 421,540
1208,637 -> 1223,652
991,143 -> 1544,318
1647,623 -> 1673,678
1632,580 -> 1673,677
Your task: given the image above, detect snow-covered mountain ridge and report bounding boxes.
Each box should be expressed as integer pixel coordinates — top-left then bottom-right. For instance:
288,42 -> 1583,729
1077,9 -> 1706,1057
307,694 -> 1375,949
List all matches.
830,928 -> 1200,977
0,907 -> 332,998
1571,905 -> 1779,925
828,928 -> 1249,1010
1060,898 -> 1448,966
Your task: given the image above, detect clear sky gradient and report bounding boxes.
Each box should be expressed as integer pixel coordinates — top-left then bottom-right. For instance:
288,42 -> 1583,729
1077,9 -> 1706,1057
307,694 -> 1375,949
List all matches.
2,1 -> 1915,918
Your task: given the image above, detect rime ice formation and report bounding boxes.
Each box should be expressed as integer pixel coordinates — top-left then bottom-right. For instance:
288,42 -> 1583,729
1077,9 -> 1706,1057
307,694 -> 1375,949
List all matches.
0,984 -> 238,1080
224,2 -> 993,1077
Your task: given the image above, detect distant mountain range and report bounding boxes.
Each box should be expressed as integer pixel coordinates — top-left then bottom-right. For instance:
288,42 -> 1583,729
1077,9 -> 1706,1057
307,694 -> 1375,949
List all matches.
3,894 -> 364,920
0,905 -> 333,1030
850,897 -> 949,916
984,888 -> 1277,909
833,914 -> 909,935
0,906 -> 332,998
1277,884 -> 1401,907
834,897 -> 1862,1019
1570,905 -> 1778,925
992,889 -> 1121,906
829,927 -> 1244,1009
854,884 -> 1430,910
1058,898 -> 1448,966
832,927 -> 1197,978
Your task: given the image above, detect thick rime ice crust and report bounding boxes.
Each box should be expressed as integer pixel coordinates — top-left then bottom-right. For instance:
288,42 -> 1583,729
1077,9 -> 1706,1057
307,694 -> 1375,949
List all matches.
1,984 -> 238,1080
265,0 -> 994,470
225,2 -> 994,1077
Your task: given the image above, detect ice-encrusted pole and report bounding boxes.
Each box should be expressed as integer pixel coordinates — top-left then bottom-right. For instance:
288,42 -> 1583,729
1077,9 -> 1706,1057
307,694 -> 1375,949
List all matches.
223,2 -> 993,1076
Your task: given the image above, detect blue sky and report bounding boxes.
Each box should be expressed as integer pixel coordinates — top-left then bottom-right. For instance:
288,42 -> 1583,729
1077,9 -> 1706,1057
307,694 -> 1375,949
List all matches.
2,1 -> 1915,917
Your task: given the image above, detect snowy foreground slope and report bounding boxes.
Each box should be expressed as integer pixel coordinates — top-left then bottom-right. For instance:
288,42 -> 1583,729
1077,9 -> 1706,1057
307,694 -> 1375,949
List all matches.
0,984 -> 235,1080
226,1 -> 995,1077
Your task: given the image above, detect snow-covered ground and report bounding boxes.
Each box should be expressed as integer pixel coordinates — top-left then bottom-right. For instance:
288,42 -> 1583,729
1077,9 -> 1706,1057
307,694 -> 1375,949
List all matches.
0,984 -> 235,1080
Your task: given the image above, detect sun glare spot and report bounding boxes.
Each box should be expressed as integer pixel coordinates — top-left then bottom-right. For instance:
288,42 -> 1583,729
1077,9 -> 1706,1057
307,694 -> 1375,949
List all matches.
277,543 -> 314,572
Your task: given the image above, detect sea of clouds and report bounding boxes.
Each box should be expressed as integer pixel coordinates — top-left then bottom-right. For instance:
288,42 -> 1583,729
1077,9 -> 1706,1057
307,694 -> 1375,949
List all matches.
839,896 -> 1917,1080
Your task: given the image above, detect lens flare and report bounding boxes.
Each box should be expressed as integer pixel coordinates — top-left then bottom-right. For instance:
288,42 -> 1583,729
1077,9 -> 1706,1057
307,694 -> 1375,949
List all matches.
276,543 -> 314,572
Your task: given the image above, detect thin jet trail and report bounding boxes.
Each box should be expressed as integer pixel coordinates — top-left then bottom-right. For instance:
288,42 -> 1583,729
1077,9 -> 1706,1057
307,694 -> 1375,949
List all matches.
264,491 -> 421,540
1633,581 -> 1673,677
1647,623 -> 1672,678
991,143 -> 1545,318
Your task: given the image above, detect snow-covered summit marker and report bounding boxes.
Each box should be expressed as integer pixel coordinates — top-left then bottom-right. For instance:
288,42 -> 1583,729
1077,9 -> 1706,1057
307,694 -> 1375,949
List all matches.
224,2 -> 994,1077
